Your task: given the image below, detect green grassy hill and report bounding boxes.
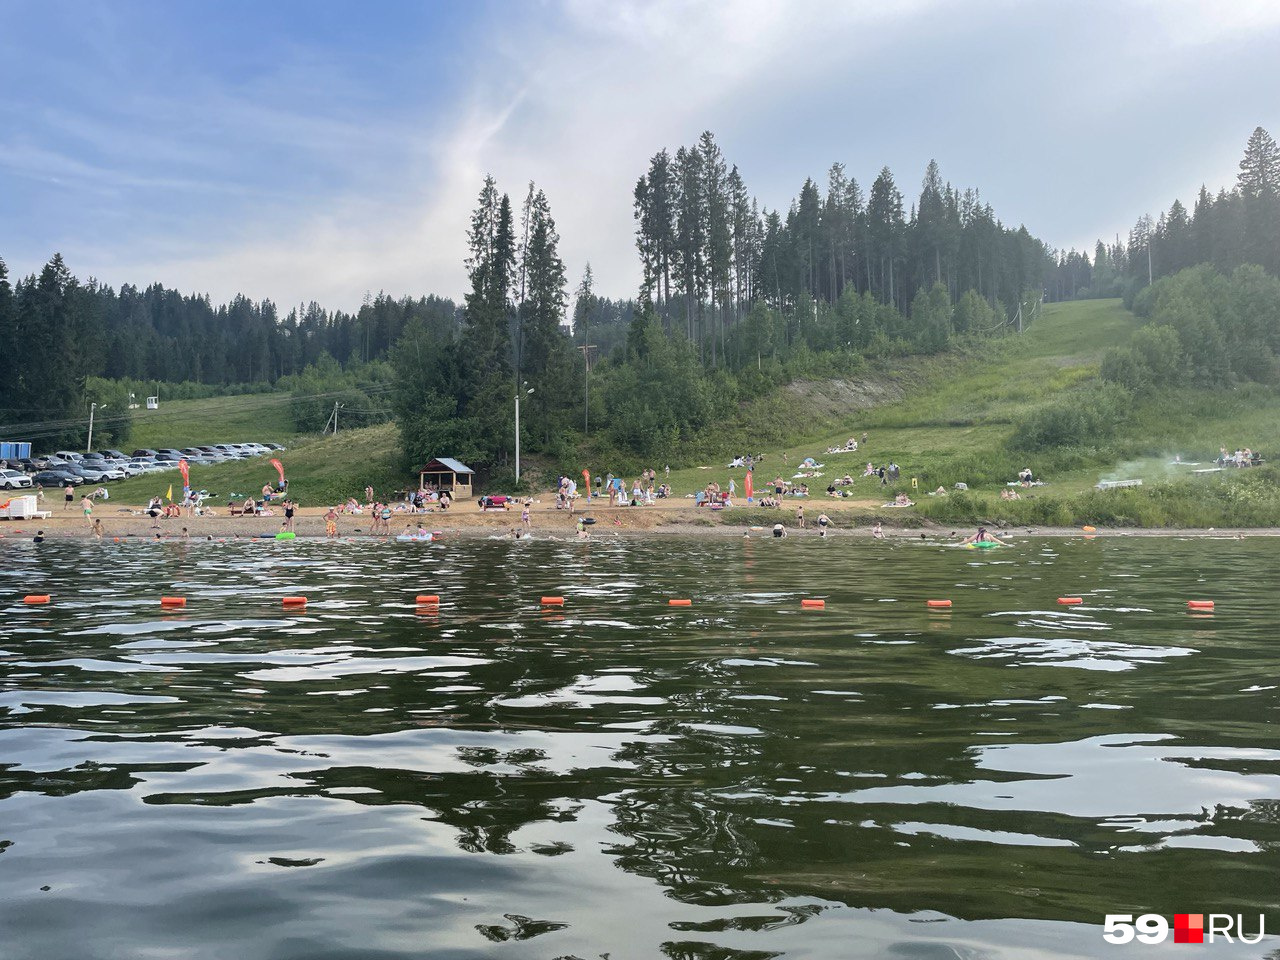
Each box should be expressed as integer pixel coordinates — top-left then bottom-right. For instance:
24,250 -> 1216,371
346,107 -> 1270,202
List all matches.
111,400 -> 404,507
665,298 -> 1280,527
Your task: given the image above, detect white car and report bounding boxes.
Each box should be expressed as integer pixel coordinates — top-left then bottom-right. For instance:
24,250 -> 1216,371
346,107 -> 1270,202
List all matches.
0,469 -> 34,489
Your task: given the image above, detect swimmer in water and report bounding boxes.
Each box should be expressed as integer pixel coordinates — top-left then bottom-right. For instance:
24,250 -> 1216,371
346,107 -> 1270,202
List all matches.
33,529 -> 45,543
961,526 -> 1011,546
871,521 -> 884,539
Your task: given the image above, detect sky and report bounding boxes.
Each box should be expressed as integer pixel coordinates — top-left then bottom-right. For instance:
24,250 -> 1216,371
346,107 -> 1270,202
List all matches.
2,0 -> 1279,312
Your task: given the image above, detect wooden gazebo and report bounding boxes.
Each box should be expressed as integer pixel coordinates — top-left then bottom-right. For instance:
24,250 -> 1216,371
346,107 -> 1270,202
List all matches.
417,457 -> 474,498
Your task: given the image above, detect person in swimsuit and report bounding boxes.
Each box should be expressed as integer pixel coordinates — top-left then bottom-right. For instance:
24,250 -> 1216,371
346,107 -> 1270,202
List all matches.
283,499 -> 295,532
324,507 -> 338,539
817,513 -> 831,537
961,526 -> 1011,546
81,494 -> 93,520
64,484 -> 74,510
773,522 -> 787,538
33,529 -> 45,543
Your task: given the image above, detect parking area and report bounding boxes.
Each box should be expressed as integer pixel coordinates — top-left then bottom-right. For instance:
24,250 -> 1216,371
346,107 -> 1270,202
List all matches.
0,442 -> 286,488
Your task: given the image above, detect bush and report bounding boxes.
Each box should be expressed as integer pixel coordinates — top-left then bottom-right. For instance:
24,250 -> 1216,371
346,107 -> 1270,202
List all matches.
1010,382 -> 1131,450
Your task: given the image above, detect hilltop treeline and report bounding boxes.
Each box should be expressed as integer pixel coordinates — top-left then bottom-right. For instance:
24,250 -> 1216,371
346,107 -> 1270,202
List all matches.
633,132 -> 1050,360
1047,126 -> 1280,301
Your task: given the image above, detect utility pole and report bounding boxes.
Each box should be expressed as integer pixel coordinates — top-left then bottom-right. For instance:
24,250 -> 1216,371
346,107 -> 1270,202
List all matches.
576,342 -> 596,436
515,383 -> 533,484
86,402 -> 97,453
324,402 -> 342,435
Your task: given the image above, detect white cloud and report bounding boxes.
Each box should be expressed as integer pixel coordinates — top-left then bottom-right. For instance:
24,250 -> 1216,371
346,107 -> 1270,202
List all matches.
78,0 -> 942,311
22,0 -> 1280,311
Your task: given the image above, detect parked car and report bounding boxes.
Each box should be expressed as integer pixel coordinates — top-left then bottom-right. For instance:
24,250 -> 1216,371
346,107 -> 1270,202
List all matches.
263,442 -> 286,451
0,469 -> 34,489
65,462 -> 122,482
84,453 -> 138,475
34,469 -> 83,486
102,449 -> 129,460
133,449 -> 160,458
54,450 -> 85,462
17,457 -> 46,472
182,447 -> 225,462
210,444 -> 246,458
156,449 -> 185,459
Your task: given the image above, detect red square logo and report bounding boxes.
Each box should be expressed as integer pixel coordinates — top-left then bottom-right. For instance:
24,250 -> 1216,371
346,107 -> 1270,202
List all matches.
1175,914 -> 1204,944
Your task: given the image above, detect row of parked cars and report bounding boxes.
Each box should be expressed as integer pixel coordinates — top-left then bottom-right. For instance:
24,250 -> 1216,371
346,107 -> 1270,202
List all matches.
0,442 -> 285,489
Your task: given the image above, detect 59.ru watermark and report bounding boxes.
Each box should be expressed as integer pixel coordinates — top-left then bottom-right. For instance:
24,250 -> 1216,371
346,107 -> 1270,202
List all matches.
1103,914 -> 1265,945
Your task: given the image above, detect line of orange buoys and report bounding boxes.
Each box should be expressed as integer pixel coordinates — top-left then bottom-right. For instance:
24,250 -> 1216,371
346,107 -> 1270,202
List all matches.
14,594 -> 1220,613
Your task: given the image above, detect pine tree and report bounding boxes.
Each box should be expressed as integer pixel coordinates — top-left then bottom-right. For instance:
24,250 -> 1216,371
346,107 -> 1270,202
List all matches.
868,168 -> 905,309
699,131 -> 732,365
673,145 -> 706,343
1237,126 -> 1280,199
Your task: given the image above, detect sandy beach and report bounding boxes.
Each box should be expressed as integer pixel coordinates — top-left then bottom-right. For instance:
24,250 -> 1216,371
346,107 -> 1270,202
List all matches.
3,495 -> 1276,541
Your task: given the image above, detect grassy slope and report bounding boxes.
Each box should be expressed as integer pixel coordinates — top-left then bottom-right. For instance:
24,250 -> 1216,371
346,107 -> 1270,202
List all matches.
112,397 -> 404,507
666,299 -> 1280,527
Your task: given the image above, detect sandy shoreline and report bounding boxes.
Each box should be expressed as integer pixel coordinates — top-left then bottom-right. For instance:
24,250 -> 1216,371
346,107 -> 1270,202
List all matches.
2,497 -> 1276,541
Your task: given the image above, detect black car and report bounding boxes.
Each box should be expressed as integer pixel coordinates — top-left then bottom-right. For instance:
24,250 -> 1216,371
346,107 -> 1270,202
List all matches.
34,469 -> 83,486
103,449 -> 128,459
133,449 -> 160,458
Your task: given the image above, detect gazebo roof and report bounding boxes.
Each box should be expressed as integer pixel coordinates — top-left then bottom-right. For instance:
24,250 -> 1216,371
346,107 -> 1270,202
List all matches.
416,457 -> 474,475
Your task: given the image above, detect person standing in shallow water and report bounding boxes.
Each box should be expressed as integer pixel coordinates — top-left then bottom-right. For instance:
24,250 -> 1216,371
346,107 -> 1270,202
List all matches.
796,504 -> 805,529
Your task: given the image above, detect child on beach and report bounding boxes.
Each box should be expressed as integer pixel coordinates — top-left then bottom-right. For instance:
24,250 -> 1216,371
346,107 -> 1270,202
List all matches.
872,521 -> 884,539
325,507 -> 338,538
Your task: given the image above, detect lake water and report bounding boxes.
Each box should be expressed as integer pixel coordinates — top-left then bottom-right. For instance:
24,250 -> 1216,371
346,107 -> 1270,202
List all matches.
1,535 -> 1277,959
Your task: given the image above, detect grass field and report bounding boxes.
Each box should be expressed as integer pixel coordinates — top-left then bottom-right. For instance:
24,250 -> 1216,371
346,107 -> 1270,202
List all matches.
124,393 -> 298,450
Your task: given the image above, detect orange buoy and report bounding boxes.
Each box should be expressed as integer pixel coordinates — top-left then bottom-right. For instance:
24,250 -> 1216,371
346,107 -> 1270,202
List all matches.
801,598 -> 826,609
1057,597 -> 1083,605
1187,600 -> 1215,610
1082,525 -> 1096,532
668,598 -> 692,606
160,596 -> 187,608
282,596 -> 308,607
416,594 -> 440,605
541,596 -> 564,606
926,599 -> 952,608
23,594 -> 50,604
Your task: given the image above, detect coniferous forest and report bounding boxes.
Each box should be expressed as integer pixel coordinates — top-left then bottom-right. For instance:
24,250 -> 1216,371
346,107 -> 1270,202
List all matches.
2,128 -> 1277,473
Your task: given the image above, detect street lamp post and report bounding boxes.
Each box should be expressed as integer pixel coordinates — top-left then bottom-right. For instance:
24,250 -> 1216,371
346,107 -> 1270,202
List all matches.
515,383 -> 534,484
86,402 -> 99,453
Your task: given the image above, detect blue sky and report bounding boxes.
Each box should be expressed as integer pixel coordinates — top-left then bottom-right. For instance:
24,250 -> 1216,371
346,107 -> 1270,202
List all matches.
2,0 -> 1279,311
